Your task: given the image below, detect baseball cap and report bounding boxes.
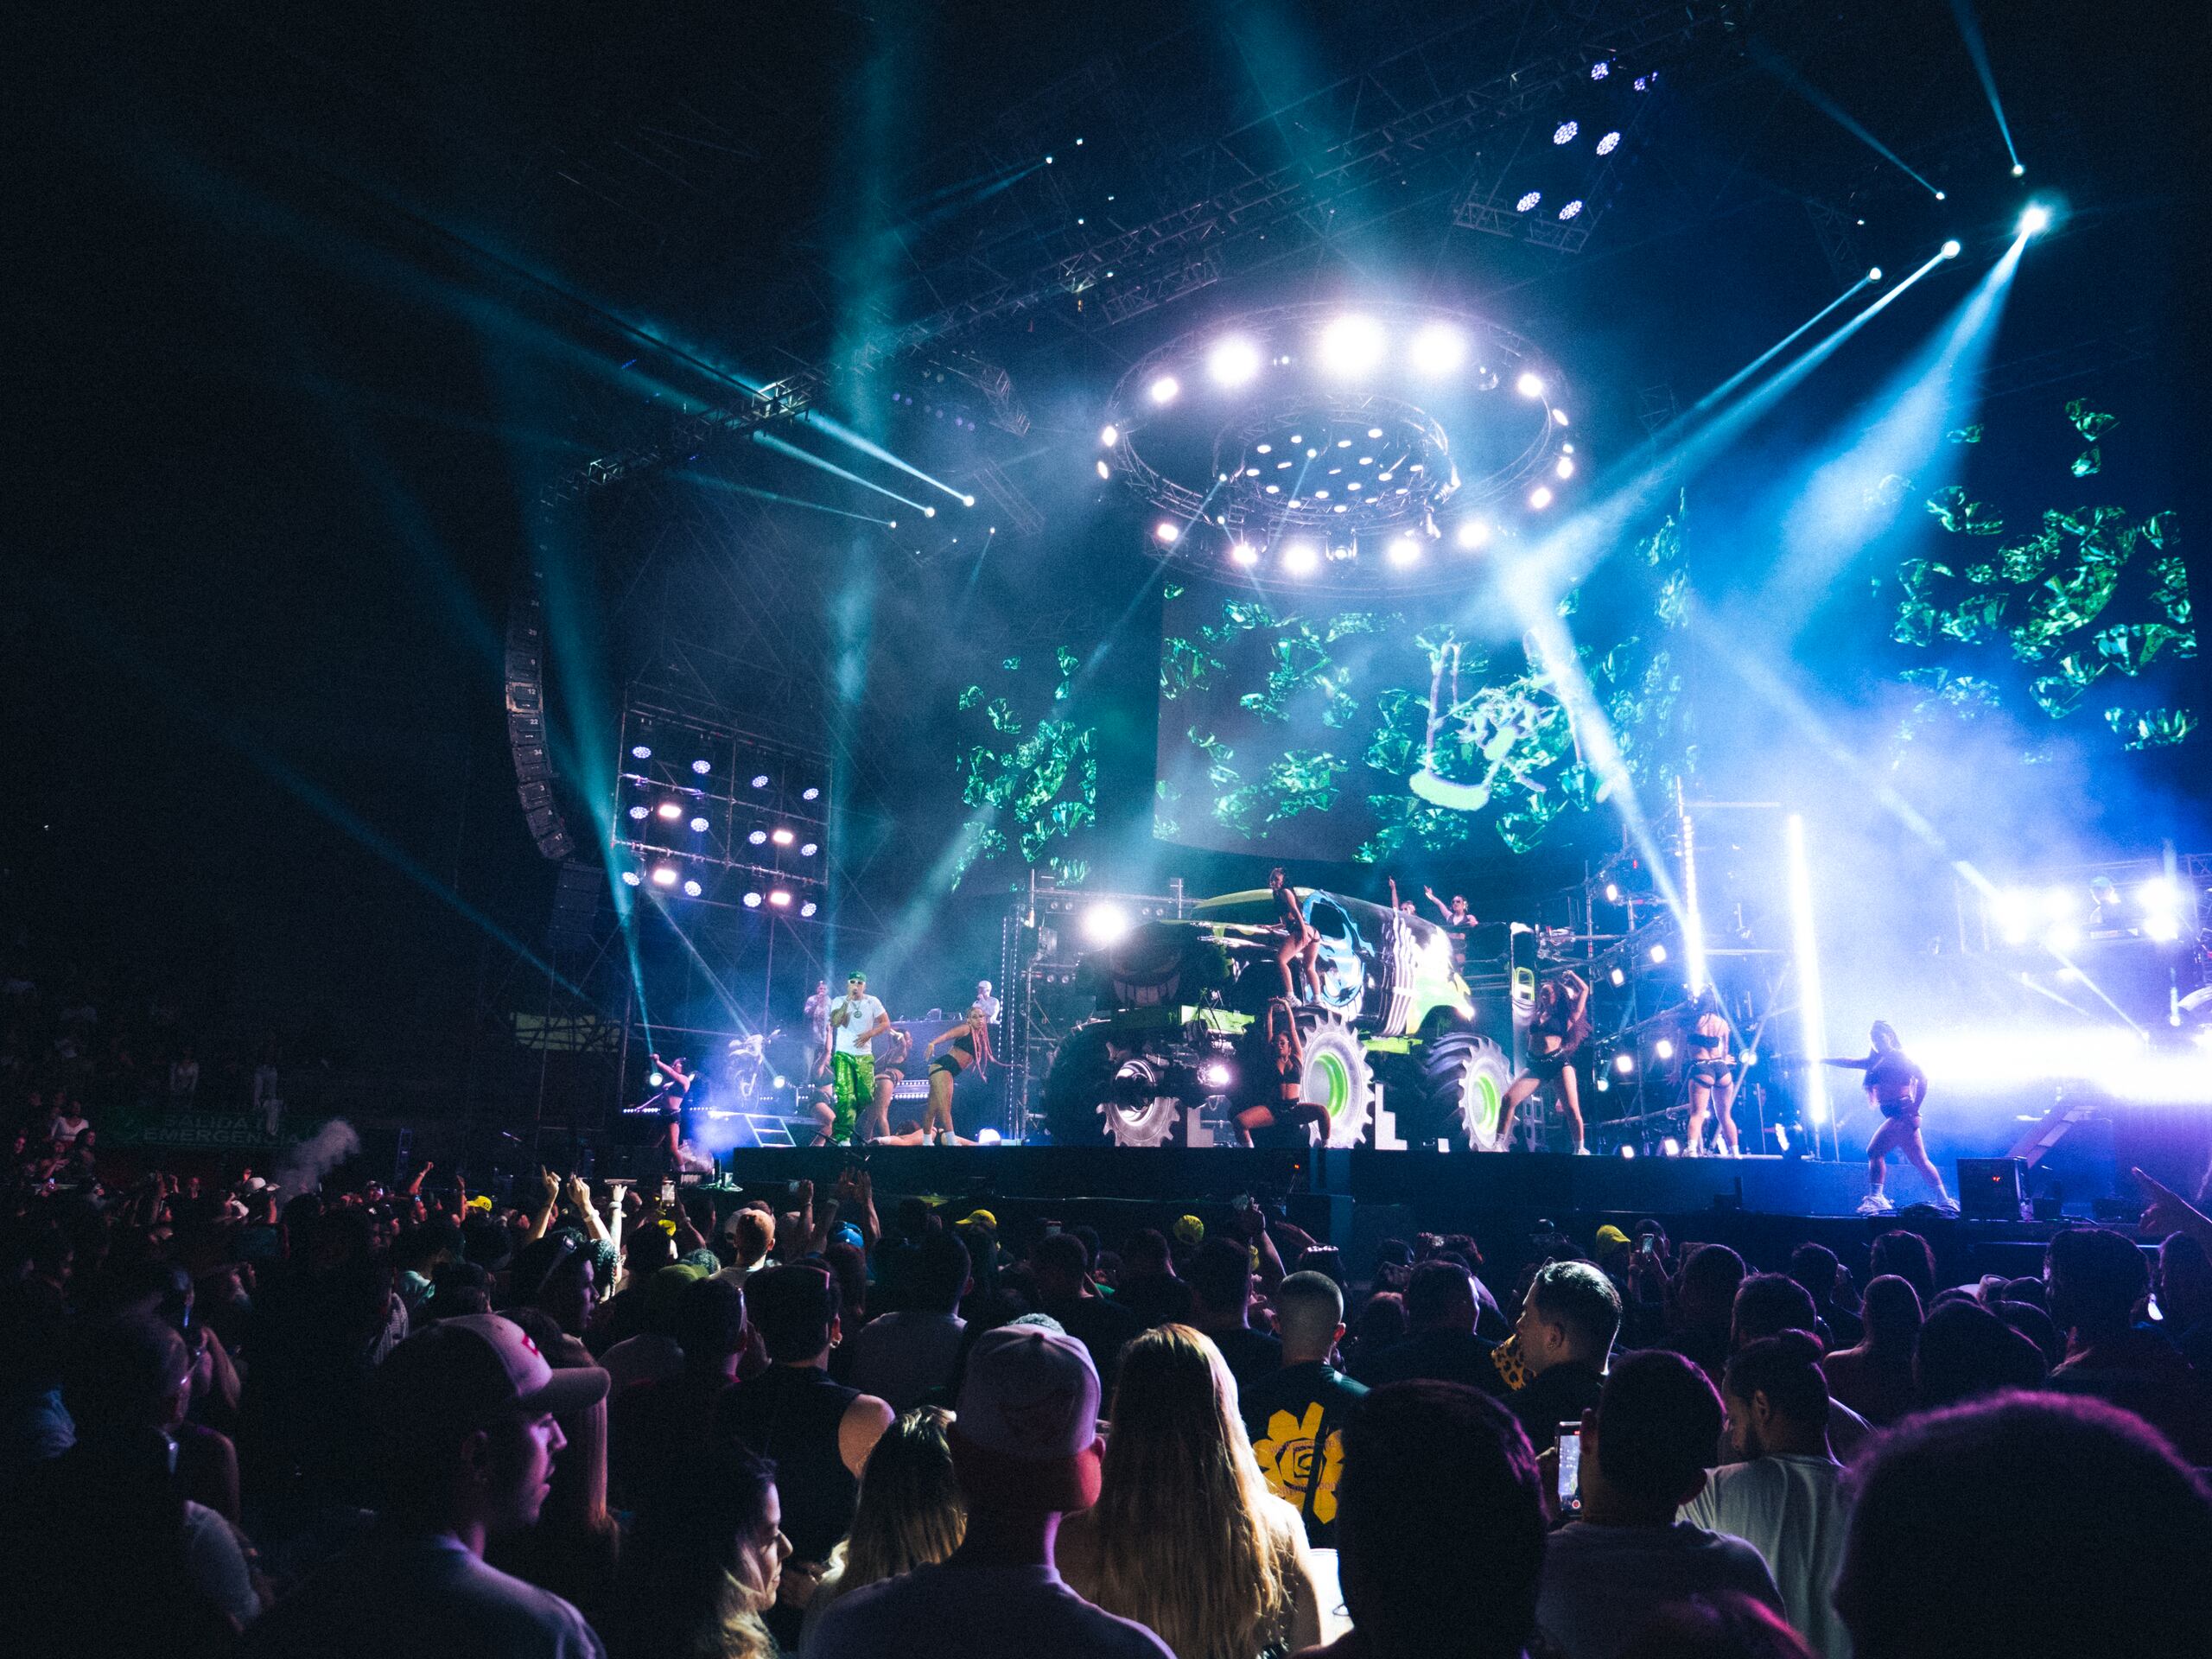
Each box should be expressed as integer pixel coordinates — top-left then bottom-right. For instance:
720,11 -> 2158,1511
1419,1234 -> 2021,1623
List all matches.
375,1314 -> 607,1441
1595,1224 -> 1631,1253
847,970 -> 868,983
959,1208 -> 998,1233
951,1324 -> 1103,1512
1173,1214 -> 1205,1247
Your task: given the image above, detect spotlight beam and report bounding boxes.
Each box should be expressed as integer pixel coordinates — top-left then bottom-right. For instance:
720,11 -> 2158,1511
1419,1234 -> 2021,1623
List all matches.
1751,41 -> 1946,199
1687,275 -> 1872,424
673,470 -> 897,525
1783,814 -> 1832,1148
1948,0 -> 2022,169
751,429 -> 933,516
802,410 -> 973,505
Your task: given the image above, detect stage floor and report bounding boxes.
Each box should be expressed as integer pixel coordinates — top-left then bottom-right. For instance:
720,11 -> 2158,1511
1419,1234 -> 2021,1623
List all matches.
711,1145 -> 1879,1218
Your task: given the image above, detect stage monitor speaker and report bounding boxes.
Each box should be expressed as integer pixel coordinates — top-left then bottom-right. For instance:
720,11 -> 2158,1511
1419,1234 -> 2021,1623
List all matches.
1957,1157 -> 2030,1221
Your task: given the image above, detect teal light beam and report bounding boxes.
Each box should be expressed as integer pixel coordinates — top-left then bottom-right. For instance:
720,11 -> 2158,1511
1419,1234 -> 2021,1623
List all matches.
801,410 -> 974,505
751,429 -> 936,518
673,469 -> 898,525
1685,275 -> 1872,424
1751,42 -> 1946,199
1948,0 -> 2023,170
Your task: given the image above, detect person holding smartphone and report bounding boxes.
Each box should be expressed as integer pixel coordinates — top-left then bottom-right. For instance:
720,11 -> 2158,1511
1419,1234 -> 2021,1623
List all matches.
1507,1262 -> 1620,1459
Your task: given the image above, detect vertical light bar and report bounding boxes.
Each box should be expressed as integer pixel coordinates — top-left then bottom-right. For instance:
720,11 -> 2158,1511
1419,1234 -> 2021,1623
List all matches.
1784,813 -> 1831,1152
1678,800 -> 1709,997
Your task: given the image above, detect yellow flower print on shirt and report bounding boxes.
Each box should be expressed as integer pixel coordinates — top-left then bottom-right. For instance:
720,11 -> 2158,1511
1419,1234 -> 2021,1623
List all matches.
1252,1402 -> 1346,1524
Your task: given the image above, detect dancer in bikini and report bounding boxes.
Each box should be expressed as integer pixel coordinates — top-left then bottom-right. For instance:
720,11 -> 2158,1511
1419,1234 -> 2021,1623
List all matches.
1269,866 -> 1320,1001
862,1025 -> 911,1144
1827,1020 -> 1956,1216
1683,988 -> 1742,1157
1233,998 -> 1332,1146
1497,969 -> 1592,1153
919,1004 -> 993,1146
645,1051 -> 695,1172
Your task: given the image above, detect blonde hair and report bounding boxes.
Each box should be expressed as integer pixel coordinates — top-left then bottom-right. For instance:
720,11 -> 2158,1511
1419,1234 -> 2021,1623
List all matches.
813,1407 -> 967,1618
1085,1325 -> 1298,1659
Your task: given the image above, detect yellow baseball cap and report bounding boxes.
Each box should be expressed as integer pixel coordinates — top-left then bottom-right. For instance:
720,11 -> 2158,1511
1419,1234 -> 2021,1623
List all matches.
1594,1224 -> 1631,1252
1173,1214 -> 1205,1246
960,1209 -> 998,1233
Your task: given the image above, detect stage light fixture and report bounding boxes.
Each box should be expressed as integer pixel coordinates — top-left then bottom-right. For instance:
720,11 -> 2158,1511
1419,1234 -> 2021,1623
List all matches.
962,494 -> 976,507
1661,1136 -> 1681,1157
2139,877 -> 2178,912
2018,203 -> 2051,234
1554,120 -> 1580,144
683,879 -> 702,898
768,890 -> 792,907
1610,966 -> 1626,987
1591,60 -> 1610,79
1386,535 -> 1422,568
2041,886 -> 2079,919
1282,540 -> 1320,576
1198,1059 -> 1234,1089
752,773 -> 769,788
1408,322 -> 1467,374
1081,901 -> 1134,946
1529,486 -> 1554,509
1605,881 -> 1622,902
1516,371 -> 1545,398
2012,162 -> 2025,177
1618,1142 -> 1634,1157
772,827 -> 795,846
648,1070 -> 664,1087
1100,424 -> 1118,446
1096,459 -> 1111,480
1516,190 -> 1541,213
656,802 -> 683,821
1596,130 -> 1621,156
1655,1038 -> 1675,1060
630,745 -> 652,760
742,891 -> 762,907
1554,456 -> 1575,480
1207,335 -> 1262,387
1649,942 -> 1669,963
802,786 -> 820,801
1993,888 -> 2035,945
976,1128 -> 1004,1146
924,506 -> 936,518
1615,1052 -> 1637,1075
1868,266 -> 1883,282
2044,921 -> 2082,952
800,842 -> 818,857
1552,408 -> 1569,425
1317,314 -> 1387,376
1941,239 -> 1961,258
1154,520 -> 1180,544
2145,912 -> 2183,943
651,867 -> 677,887
1936,191 -> 1947,201
1367,426 -> 1384,439
1230,541 -> 1260,568
628,805 -> 649,821
799,901 -> 817,918
621,870 -> 641,887
1595,1075 -> 1611,1093
1147,374 -> 1180,405
748,830 -> 768,846
1454,519 -> 1491,550
691,759 -> 710,774
689,816 -> 709,833
1558,199 -> 1584,221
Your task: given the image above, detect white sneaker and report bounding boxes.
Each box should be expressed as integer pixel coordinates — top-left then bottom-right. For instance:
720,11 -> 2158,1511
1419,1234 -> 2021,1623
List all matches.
1929,1194 -> 1960,1217
1857,1192 -> 1894,1217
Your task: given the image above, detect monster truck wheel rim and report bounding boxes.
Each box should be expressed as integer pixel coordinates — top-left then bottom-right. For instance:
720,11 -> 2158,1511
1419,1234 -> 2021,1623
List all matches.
1462,1071 -> 1506,1149
1313,1052 -> 1352,1120
1099,1094 -> 1180,1147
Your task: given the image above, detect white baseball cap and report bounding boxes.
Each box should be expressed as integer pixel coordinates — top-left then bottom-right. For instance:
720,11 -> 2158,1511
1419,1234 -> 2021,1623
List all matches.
951,1324 -> 1103,1511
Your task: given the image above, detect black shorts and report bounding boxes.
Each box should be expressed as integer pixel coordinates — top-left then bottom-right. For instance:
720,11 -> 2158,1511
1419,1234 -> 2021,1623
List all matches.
930,1053 -> 967,1080
1878,1095 -> 1921,1125
1688,1062 -> 1735,1088
1527,1052 -> 1569,1084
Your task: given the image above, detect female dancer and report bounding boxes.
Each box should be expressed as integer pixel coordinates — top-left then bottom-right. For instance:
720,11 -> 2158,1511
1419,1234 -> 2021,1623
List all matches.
862,1026 -> 911,1144
1827,1020 -> 1955,1216
1233,998 -> 1332,1146
1497,969 -> 1591,1153
1683,988 -> 1741,1157
919,1005 -> 992,1146
1270,867 -> 1320,1002
647,1051 -> 694,1171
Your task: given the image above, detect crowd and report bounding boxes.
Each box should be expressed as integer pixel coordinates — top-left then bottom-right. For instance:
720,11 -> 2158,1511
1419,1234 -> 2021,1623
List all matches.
4,1113 -> 2212,1659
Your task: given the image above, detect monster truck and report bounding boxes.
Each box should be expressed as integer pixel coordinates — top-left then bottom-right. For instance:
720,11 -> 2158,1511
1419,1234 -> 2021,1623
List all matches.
1039,887 -> 1516,1149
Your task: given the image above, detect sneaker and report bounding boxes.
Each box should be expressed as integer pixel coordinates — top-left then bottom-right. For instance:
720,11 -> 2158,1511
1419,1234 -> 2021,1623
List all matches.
1857,1192 -> 1894,1217
1573,1146 -> 1591,1156
1929,1194 -> 1960,1217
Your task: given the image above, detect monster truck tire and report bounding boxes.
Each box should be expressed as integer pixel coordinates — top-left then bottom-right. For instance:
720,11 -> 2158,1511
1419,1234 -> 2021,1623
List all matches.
1293,1007 -> 1371,1148
1422,1029 -> 1515,1151
1040,1023 -> 1116,1145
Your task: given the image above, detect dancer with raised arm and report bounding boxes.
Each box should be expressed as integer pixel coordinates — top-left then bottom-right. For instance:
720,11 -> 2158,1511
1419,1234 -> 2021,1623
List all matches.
1827,1020 -> 1956,1216
1497,969 -> 1591,1154
1234,998 -> 1332,1146
919,1005 -> 993,1145
646,1051 -> 694,1170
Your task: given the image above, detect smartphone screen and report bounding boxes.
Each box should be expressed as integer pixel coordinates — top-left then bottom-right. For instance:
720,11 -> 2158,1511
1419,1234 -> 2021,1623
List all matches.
1556,1427 -> 1583,1514
659,1177 -> 677,1205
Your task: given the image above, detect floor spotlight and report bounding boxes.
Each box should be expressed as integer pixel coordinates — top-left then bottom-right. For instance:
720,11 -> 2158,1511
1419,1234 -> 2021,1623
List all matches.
1207,335 -> 1262,387
2018,203 -> 2052,235
1148,374 -> 1180,405
1941,238 -> 1962,259
1318,315 -> 1387,376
